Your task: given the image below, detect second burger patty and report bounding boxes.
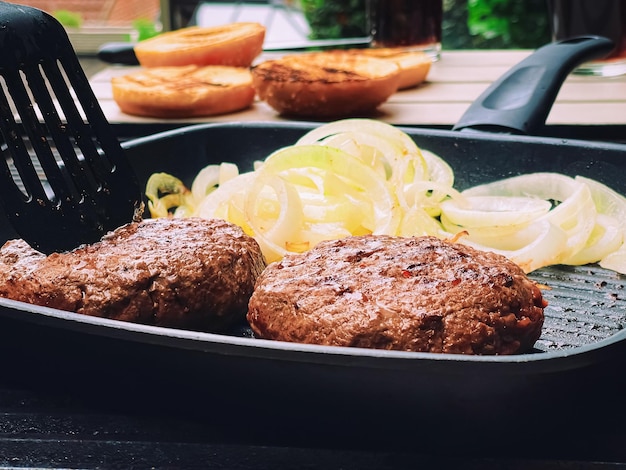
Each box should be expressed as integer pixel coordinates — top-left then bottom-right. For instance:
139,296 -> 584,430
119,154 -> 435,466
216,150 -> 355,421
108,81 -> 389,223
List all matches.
247,235 -> 546,355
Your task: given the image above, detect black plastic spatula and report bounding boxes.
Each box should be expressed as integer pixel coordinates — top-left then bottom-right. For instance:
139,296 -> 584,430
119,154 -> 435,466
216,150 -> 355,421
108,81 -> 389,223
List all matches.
0,1 -> 142,254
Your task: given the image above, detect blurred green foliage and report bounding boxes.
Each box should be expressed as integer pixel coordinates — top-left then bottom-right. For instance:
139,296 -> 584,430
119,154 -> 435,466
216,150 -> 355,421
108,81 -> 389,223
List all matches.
301,0 -> 551,49
460,0 -> 551,48
300,0 -> 368,39
133,18 -> 160,41
53,10 -> 83,28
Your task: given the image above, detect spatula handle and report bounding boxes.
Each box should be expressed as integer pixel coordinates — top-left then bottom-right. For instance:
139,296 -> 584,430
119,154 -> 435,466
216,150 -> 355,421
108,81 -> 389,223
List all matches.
452,36 -> 614,135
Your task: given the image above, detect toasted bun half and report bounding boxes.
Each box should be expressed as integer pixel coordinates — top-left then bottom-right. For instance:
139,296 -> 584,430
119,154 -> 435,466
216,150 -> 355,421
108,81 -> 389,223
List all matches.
111,65 -> 255,118
347,48 -> 432,89
134,23 -> 266,68
251,52 -> 401,118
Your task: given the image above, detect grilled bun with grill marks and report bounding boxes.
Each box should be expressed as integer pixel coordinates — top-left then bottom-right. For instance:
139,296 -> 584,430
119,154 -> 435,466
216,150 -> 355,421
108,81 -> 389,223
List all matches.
112,65 -> 255,118
345,48 -> 432,89
134,23 -> 266,68
251,51 -> 401,118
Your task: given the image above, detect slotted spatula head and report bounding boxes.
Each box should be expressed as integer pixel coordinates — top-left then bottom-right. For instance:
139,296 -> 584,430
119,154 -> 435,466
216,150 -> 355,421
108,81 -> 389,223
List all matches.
0,1 -> 142,254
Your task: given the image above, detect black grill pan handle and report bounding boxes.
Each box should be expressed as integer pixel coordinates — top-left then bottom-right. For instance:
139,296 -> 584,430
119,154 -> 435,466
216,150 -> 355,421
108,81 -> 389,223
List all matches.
452,36 -> 614,135
98,42 -> 140,66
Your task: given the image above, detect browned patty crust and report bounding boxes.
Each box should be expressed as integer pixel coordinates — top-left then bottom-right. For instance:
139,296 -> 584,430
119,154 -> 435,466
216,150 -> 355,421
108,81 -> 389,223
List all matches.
0,218 -> 266,332
247,235 -> 546,355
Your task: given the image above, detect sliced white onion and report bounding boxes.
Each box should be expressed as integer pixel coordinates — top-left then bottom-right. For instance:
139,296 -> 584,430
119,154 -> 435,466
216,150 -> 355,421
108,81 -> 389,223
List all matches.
196,172 -> 256,220
462,173 -> 596,262
398,206 -> 446,237
440,213 -> 535,245
422,149 -> 454,188
244,173 -> 304,264
440,195 -> 551,228
574,175 -> 626,270
296,118 -> 421,159
401,181 -> 465,218
459,219 -> 569,273
576,175 -> 626,226
260,144 -> 401,236
540,181 -> 596,262
599,244 -> 626,274
564,214 -> 624,265
190,165 -> 220,203
314,131 -> 400,180
190,162 -> 239,204
463,172 -> 577,199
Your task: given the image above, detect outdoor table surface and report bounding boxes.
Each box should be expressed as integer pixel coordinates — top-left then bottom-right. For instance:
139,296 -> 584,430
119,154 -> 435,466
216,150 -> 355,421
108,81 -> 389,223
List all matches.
88,49 -> 626,129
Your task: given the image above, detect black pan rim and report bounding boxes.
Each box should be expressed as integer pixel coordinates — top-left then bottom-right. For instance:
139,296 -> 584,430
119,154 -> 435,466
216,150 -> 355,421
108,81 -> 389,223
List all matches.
2,294 -> 625,371
121,120 -> 626,153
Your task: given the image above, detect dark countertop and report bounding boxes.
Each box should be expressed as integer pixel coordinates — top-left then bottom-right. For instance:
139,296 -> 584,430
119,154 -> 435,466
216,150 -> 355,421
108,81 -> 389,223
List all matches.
2,380 -> 626,469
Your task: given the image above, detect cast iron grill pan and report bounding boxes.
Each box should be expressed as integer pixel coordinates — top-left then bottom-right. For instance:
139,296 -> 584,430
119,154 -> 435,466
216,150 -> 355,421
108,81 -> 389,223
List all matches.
3,119 -> 626,363
2,136 -> 624,354
4,122 -> 626,358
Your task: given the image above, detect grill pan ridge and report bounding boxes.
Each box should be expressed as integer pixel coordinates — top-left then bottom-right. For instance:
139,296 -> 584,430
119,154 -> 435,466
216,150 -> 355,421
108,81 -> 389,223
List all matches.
530,265 -> 626,351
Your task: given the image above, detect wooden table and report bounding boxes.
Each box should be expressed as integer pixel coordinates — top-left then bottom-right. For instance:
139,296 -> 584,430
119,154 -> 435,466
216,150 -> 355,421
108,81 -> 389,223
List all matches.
89,49 -> 626,131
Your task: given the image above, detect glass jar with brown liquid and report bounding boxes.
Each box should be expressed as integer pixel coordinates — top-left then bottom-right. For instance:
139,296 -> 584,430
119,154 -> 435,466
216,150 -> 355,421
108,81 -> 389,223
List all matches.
367,0 -> 442,60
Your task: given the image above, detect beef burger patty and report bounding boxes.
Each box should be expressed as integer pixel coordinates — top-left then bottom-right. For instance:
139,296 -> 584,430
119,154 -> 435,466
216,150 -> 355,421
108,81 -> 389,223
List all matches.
0,218 -> 266,332
247,235 -> 546,355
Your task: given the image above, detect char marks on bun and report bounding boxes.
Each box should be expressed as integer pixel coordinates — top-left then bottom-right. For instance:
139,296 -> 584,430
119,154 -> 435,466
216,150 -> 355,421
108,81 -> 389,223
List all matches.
111,65 -> 256,118
344,47 -> 432,89
251,52 -> 402,118
134,22 -> 266,68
